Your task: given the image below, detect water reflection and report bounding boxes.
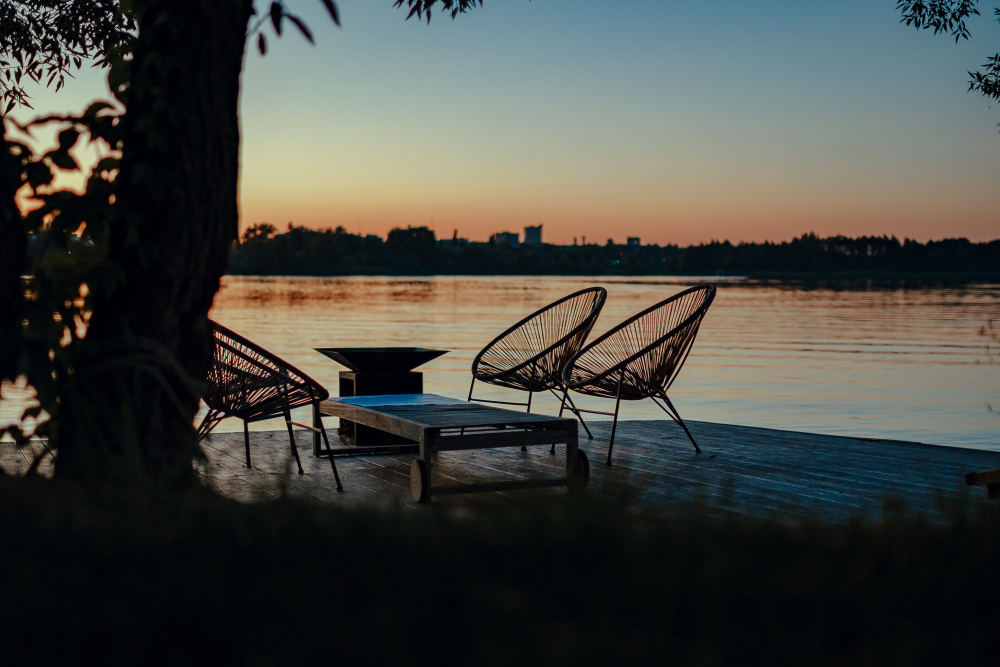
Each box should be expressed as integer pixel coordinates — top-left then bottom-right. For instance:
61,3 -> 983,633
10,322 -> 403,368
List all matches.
1,276 -> 996,450
203,276 -> 1000,451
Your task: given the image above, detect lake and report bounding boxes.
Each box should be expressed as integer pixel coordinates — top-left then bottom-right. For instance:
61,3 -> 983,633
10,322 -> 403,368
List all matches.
1,275 -> 997,451
203,275 -> 999,451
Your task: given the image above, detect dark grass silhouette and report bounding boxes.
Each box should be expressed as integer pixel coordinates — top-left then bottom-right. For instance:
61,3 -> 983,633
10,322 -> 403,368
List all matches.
2,475 -> 998,666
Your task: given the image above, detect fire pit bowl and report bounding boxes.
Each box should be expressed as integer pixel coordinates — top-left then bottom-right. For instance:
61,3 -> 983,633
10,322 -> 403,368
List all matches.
314,347 -> 448,374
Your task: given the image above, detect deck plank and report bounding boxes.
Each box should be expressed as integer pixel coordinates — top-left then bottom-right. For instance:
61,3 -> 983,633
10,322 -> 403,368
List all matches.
5,419 -> 998,520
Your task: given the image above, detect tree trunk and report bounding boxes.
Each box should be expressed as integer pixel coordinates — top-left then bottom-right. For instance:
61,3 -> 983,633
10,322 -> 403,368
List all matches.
55,0 -> 253,486
0,135 -> 26,385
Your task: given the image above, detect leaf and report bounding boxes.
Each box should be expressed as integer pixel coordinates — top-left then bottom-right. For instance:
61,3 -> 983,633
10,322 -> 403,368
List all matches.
270,2 -> 284,36
94,157 -> 120,173
25,162 -> 54,189
83,101 -> 114,118
58,128 -> 80,151
287,14 -> 314,43
21,405 -> 42,421
5,100 -> 13,115
258,32 -> 267,55
319,0 -> 341,26
45,150 -> 79,172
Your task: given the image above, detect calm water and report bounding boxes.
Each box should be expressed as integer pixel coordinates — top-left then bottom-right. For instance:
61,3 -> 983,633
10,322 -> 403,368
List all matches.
2,276 -> 998,451
203,275 -> 999,451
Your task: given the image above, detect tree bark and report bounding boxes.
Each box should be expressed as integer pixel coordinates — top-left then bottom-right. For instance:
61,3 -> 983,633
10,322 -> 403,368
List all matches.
0,135 -> 26,385
55,0 -> 253,486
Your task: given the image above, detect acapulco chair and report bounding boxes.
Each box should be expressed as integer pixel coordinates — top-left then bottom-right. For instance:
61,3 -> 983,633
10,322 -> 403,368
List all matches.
196,321 -> 342,490
562,283 -> 716,466
469,287 -> 607,446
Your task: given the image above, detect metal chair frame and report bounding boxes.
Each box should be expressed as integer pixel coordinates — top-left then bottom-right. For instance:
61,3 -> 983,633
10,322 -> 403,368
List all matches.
562,284 -> 716,466
468,287 -> 607,448
197,321 -> 342,490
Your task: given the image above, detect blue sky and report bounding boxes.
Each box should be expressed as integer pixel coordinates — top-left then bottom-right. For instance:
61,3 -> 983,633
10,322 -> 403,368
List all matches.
8,0 -> 1000,244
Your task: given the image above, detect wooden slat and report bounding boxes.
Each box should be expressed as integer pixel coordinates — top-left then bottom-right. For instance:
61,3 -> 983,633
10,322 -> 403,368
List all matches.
603,421 -> 995,484
167,418 -> 1000,519
320,396 -> 572,428
433,430 -> 575,452
324,444 -> 420,457
319,402 -> 425,441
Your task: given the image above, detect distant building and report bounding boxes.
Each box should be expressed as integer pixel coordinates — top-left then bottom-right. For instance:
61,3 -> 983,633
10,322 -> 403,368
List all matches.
491,231 -> 519,247
523,225 -> 542,247
627,237 -> 640,247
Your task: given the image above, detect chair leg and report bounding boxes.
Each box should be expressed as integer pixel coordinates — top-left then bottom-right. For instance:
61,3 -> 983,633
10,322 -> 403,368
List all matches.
317,413 -> 343,491
562,392 -> 594,440
463,378 -> 476,436
521,391 -> 531,453
655,391 -> 701,454
284,409 -> 305,475
312,402 -> 322,458
551,388 -> 571,454
522,366 -> 536,451
521,387 -> 533,451
243,421 -> 252,469
606,374 -> 625,466
197,409 -> 221,443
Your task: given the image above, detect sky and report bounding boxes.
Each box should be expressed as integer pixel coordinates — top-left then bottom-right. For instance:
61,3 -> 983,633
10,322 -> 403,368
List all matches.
7,0 -> 1000,245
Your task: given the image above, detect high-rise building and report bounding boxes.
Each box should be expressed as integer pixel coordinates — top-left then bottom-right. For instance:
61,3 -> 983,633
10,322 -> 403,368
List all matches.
490,231 -> 519,247
523,225 -> 542,247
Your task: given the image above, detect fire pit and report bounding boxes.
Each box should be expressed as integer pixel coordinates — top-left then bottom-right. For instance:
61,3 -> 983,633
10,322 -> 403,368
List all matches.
314,347 -> 447,374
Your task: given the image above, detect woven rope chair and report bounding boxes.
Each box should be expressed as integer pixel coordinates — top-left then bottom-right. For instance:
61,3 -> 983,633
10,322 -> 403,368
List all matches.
469,287 -> 607,445
563,283 -> 716,466
196,321 -> 342,490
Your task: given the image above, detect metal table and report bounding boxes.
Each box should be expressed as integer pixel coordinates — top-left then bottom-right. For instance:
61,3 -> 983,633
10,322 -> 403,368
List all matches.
315,394 -> 588,502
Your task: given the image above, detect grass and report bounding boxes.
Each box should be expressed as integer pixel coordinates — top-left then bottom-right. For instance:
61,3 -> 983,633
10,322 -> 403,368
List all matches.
2,475 -> 999,666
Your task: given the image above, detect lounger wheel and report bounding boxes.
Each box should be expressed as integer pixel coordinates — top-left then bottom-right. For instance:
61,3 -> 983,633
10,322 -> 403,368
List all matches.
410,458 -> 430,503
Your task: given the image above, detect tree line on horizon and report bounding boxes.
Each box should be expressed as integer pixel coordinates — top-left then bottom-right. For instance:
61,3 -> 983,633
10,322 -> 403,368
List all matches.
230,223 -> 1000,277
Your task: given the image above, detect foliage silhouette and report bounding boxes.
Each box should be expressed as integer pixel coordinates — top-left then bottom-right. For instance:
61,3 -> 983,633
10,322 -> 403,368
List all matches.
897,0 -> 1000,128
230,226 -> 1000,277
0,1 -> 135,113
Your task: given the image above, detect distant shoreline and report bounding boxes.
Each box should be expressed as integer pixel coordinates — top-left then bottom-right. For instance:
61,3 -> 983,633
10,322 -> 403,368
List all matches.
225,270 -> 1000,285
228,228 -> 1000,282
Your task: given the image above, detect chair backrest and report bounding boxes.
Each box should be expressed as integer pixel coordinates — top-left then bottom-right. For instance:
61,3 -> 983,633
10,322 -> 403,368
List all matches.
472,287 -> 607,390
564,284 -> 716,399
203,322 -> 329,422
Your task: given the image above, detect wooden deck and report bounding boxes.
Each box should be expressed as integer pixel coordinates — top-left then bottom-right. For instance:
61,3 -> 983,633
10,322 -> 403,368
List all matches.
3,420 -> 998,521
